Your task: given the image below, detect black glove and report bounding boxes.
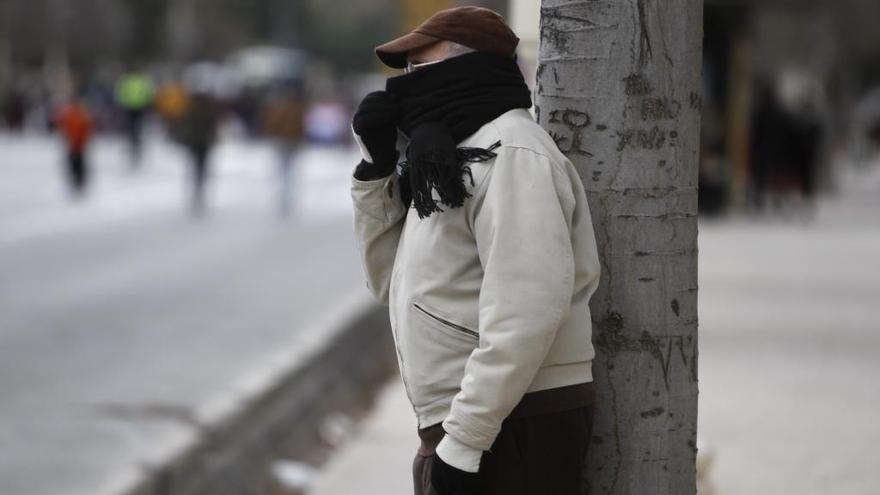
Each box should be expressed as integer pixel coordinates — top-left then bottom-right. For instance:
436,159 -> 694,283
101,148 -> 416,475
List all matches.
431,451 -> 486,495
352,90 -> 399,170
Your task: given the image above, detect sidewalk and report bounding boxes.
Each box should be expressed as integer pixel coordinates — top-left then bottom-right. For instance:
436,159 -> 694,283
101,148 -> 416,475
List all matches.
309,378 -> 416,495
309,158 -> 880,495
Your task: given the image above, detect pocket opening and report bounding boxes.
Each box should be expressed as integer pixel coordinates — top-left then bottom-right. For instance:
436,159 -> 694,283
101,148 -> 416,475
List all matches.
412,302 -> 479,340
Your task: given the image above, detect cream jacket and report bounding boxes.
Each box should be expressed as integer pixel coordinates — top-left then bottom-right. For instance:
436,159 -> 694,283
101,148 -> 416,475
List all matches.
350,108 -> 601,453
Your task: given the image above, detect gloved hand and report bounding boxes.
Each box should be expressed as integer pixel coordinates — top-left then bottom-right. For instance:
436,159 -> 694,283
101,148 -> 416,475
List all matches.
351,90 -> 399,171
431,451 -> 486,495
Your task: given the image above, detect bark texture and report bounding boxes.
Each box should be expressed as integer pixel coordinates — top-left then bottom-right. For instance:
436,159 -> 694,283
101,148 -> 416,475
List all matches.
536,1 -> 702,494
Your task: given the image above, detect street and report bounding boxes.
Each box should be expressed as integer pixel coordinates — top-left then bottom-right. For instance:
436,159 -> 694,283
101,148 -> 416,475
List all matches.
0,133 -> 366,495
1,1 -> 878,495
3,131 -> 879,495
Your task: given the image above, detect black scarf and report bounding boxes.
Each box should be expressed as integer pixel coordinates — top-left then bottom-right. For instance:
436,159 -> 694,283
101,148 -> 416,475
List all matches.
385,51 -> 532,219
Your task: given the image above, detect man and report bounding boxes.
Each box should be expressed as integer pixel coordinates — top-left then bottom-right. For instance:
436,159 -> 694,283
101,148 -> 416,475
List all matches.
261,87 -> 306,217
115,69 -> 154,166
350,6 -> 602,495
56,95 -> 94,197
174,89 -> 220,216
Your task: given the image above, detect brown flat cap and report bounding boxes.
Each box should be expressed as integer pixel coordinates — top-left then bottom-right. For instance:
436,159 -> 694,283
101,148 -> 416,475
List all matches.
375,6 -> 519,69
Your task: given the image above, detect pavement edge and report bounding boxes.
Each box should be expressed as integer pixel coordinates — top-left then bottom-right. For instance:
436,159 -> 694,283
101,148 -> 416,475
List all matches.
122,289 -> 395,495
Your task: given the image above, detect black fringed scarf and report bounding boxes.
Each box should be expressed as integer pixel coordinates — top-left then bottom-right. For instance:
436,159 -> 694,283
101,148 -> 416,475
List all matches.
385,51 -> 532,219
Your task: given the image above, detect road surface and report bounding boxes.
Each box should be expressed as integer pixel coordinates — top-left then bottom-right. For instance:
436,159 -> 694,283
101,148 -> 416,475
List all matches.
0,132 -> 369,495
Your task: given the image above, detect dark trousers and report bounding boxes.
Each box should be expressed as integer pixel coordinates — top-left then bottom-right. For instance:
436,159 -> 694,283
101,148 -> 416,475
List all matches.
66,150 -> 87,195
189,145 -> 210,215
413,402 -> 596,495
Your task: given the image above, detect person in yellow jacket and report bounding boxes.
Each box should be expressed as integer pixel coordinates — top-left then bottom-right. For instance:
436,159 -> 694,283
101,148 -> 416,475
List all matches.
155,81 -> 190,123
175,90 -> 220,216
260,88 -> 305,217
350,7 -> 601,495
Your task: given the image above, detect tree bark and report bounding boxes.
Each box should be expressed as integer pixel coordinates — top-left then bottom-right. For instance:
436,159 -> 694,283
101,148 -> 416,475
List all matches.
536,1 -> 702,494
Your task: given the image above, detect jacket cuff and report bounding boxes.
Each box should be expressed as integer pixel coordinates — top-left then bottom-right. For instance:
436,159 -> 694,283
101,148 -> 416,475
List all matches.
436,434 -> 482,473
352,124 -> 374,163
442,409 -> 499,452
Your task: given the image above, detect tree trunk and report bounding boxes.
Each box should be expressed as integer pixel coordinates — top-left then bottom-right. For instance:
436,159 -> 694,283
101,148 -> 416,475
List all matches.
536,1 -> 702,494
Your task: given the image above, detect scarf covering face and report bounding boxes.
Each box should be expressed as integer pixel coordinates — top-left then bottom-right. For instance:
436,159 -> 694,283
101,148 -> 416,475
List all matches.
385,51 -> 532,219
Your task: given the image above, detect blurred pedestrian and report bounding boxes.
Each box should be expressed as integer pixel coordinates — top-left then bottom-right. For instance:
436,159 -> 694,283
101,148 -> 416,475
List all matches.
175,90 -> 220,216
2,87 -> 27,131
350,7 -> 600,495
55,97 -> 94,197
749,83 -> 777,212
155,80 -> 190,125
870,119 -> 880,150
115,70 -> 154,167
260,88 -> 305,217
751,71 -> 824,218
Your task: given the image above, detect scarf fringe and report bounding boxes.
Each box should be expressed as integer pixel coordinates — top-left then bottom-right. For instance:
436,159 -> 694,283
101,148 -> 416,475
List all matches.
402,140 -> 501,219
456,140 -> 502,162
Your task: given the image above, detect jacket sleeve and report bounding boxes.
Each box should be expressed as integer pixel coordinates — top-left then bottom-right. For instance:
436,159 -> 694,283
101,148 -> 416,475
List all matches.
351,165 -> 407,306
442,147 -> 578,451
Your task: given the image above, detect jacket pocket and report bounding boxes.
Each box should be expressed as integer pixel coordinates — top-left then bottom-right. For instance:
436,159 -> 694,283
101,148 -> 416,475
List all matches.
402,300 -> 479,409
412,302 -> 479,340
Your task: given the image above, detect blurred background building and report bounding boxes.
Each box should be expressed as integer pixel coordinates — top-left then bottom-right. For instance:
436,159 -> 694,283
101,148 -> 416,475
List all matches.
2,0 -> 879,214
0,0 -> 505,140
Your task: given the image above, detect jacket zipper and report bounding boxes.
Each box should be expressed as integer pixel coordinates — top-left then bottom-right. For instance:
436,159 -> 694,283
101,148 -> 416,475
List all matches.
389,267 -> 418,418
393,328 -> 418,416
413,303 -> 479,339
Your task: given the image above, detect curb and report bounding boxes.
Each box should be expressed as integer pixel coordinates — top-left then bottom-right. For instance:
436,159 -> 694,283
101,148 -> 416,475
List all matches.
122,289 -> 395,495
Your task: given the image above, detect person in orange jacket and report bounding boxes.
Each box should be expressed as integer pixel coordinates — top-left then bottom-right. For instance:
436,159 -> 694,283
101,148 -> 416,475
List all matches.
55,98 -> 94,196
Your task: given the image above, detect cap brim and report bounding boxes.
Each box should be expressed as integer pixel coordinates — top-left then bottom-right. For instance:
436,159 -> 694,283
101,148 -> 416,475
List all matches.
375,31 -> 442,69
